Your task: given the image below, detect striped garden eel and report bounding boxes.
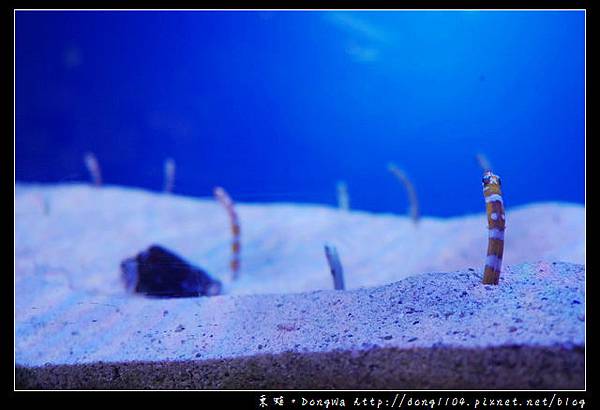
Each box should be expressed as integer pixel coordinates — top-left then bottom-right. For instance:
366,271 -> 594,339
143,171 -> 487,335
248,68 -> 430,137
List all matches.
482,170 -> 505,285
214,186 -> 241,280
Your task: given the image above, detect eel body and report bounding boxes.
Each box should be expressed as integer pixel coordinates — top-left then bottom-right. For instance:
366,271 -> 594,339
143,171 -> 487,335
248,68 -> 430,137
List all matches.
214,186 -> 241,279
482,170 -> 505,285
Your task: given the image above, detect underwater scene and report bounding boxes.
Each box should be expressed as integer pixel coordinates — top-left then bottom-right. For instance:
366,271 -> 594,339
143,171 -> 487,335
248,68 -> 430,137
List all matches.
15,10 -> 585,390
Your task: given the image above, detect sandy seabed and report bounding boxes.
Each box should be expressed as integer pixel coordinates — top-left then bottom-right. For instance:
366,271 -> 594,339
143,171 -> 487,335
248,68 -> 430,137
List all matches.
14,183 -> 585,389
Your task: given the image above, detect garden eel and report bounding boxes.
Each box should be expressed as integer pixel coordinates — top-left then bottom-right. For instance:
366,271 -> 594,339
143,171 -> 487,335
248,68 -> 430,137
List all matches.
388,163 -> 420,224
337,181 -> 350,211
214,186 -> 241,280
84,152 -> 102,186
163,158 -> 176,193
482,170 -> 505,285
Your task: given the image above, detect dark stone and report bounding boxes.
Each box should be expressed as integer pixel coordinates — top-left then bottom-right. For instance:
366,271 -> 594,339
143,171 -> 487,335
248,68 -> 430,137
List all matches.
120,245 -> 222,298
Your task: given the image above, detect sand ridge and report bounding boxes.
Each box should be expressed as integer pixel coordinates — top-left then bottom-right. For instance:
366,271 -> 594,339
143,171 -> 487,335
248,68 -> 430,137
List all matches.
15,183 -> 584,296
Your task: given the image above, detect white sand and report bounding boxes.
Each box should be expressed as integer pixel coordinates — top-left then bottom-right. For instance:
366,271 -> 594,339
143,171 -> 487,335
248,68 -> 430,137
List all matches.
15,183 -> 584,297
16,261 -> 585,388
15,184 -> 585,388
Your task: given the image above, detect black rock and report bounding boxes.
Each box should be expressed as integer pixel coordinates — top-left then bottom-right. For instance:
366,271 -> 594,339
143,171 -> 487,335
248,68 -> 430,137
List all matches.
120,245 -> 222,298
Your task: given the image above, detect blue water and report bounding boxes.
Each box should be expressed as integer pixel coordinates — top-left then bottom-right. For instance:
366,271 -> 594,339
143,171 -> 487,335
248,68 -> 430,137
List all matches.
16,10 -> 585,217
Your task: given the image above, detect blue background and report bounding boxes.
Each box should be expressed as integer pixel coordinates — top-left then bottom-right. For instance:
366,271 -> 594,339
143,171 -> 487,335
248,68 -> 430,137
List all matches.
16,11 -> 585,216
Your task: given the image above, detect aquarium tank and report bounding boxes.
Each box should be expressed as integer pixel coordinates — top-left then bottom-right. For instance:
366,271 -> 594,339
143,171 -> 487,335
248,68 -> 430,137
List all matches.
15,10 -> 586,391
